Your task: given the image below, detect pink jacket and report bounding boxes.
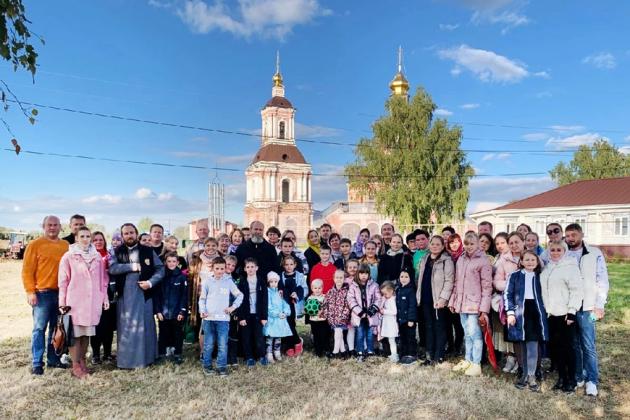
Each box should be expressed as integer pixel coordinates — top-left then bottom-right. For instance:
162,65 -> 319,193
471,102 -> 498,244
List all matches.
449,249 -> 493,314
58,245 -> 109,327
347,280 -> 382,327
493,252 -> 520,292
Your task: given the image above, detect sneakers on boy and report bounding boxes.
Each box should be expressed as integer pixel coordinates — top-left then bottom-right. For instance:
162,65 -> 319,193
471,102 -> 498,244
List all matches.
585,382 -> 598,397
273,350 -> 282,361
217,368 -> 228,377
356,352 -> 365,362
515,375 -> 527,390
528,375 -> 540,392
266,353 -> 274,364
400,356 -> 417,365
259,357 -> 269,366
452,359 -> 471,372
388,354 -> 399,363
31,366 -> 44,375
464,363 -> 482,376
246,359 -> 256,368
576,380 -> 585,388
203,366 -> 214,376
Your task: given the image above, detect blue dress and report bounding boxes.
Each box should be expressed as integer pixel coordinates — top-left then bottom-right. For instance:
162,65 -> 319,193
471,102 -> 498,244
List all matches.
264,288 -> 292,338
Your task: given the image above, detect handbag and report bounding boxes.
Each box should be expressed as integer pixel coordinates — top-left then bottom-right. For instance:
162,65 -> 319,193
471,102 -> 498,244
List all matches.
52,308 -> 73,356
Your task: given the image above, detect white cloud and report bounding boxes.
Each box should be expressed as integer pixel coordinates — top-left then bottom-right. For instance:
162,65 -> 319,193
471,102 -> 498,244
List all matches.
619,146 -> 630,155
482,152 -> 511,161
176,0 -> 332,40
468,176 -> 556,215
460,103 -> 480,109
439,23 -> 459,31
157,192 -> 174,201
546,132 -> 607,150
521,132 -> 548,141
135,188 -> 155,200
532,71 -> 550,79
582,52 -> 616,70
216,153 -> 254,165
438,45 -> 530,83
625,135 -> 630,142
472,10 -> 529,34
295,122 -> 343,138
82,194 -> 123,205
549,125 -> 586,134
311,164 -> 347,210
434,108 -> 453,117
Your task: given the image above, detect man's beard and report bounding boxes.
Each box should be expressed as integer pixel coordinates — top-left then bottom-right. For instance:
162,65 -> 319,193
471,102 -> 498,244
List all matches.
567,241 -> 581,250
251,235 -> 263,244
125,238 -> 138,247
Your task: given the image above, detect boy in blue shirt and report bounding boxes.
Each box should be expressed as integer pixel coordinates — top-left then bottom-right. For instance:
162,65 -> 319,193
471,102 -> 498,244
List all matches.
198,256 -> 243,376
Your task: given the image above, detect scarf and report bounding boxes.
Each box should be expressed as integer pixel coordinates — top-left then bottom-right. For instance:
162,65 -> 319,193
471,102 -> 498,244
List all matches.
448,243 -> 463,262
307,237 -> 320,256
386,248 -> 403,257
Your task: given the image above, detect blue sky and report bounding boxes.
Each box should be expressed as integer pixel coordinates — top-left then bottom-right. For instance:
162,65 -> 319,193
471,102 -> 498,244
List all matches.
2,0 -> 630,232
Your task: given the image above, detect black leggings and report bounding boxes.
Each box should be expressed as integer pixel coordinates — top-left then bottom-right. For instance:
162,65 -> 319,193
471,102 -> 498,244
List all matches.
310,320 -> 330,356
548,315 -> 577,386
398,322 -> 417,358
90,303 -> 116,358
158,319 -> 184,356
422,304 -> 448,361
281,303 -> 300,350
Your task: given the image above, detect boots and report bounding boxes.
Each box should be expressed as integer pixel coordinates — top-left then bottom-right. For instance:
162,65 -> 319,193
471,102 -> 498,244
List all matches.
71,362 -> 86,379
79,358 -> 91,375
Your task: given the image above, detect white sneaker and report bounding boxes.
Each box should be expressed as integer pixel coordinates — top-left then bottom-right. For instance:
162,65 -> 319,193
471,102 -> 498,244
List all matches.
510,362 -> 520,374
577,380 -> 585,388
388,354 -> 399,363
273,350 -> 282,361
585,382 -> 598,396
503,355 -> 516,373
266,353 -> 274,363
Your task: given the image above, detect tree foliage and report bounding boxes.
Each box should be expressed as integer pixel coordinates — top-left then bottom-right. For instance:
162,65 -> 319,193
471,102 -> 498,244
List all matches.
1,0 -> 42,143
137,217 -> 155,234
549,140 -> 630,186
345,88 -> 473,227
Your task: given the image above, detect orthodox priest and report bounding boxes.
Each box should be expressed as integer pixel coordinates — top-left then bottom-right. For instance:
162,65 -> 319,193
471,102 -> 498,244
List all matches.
109,223 -> 164,368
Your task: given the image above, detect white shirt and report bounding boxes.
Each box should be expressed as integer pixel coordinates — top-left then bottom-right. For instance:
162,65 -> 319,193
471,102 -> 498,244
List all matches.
523,270 -> 535,299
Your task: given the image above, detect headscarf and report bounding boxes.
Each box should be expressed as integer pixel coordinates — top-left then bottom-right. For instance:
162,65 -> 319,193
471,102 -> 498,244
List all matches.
306,229 -> 321,256
353,231 -> 366,258
447,233 -> 463,262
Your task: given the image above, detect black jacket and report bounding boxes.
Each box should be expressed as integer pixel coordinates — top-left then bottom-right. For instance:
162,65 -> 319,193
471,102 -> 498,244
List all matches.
304,248 -> 320,280
154,268 -> 188,320
278,272 -> 305,306
277,251 -> 305,274
235,239 -> 280,279
334,252 -> 357,271
236,273 -> 268,321
378,252 -> 414,284
395,283 -> 418,323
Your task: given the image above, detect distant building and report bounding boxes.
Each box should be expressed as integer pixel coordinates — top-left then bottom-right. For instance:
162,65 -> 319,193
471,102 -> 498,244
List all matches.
243,53 -> 313,240
470,177 -> 630,258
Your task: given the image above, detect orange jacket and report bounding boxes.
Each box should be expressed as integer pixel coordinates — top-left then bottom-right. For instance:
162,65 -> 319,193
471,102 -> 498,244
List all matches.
22,237 -> 69,293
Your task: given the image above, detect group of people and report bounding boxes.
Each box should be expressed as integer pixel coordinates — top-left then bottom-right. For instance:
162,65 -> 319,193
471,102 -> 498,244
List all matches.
22,215 -> 608,397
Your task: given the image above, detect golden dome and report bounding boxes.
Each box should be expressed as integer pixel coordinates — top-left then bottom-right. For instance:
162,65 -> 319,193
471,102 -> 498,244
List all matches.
389,71 -> 409,96
273,71 -> 283,87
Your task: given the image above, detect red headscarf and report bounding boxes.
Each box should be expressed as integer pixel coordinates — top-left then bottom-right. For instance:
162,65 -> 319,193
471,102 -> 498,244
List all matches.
447,233 -> 463,262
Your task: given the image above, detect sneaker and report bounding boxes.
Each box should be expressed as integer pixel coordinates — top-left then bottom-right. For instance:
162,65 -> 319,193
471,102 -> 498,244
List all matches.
47,361 -> 69,369
515,375 -> 527,390
349,350 -> 357,358
203,366 -> 214,376
103,354 -> 116,363
273,350 -> 282,361
356,353 -> 365,363
388,354 -> 399,363
562,382 -> 577,393
576,380 -> 585,388
366,351 -> 375,358
294,339 -> 304,355
552,379 -> 564,391
266,353 -> 274,364
259,357 -> 269,366
400,356 -> 417,365
452,359 -> 471,372
246,359 -> 256,368
422,359 -> 432,366
217,368 -> 228,377
510,362 -> 520,374
91,355 -> 102,365
528,375 -> 540,392
173,356 -> 183,365
286,348 -> 295,357
464,363 -> 482,377
585,381 -> 598,397
503,356 -> 516,373
31,366 -> 44,375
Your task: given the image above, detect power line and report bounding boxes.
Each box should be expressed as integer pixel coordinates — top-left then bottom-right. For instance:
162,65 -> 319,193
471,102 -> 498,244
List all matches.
2,147 -> 553,179
5,99 -> 617,155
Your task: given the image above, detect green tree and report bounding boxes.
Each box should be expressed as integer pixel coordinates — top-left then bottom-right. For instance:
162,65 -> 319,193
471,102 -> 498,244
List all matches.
1,0 -> 42,146
549,140 -> 630,186
137,217 -> 154,234
173,225 -> 189,241
345,88 -> 473,227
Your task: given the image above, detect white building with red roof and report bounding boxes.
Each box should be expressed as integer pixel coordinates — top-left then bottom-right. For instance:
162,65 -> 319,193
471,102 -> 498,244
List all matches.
470,176 -> 630,258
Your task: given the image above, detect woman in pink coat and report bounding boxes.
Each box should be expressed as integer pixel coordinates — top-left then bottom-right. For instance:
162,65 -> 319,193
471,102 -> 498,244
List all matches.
58,226 -> 109,379
448,231 -> 492,377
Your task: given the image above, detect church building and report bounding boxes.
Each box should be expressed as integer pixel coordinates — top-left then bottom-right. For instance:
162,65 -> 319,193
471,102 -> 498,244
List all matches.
243,54 -> 313,240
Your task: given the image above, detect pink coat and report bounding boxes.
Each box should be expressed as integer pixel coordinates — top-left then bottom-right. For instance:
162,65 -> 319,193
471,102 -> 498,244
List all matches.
347,280 -> 382,327
449,249 -> 493,314
493,252 -> 519,292
58,245 -> 109,327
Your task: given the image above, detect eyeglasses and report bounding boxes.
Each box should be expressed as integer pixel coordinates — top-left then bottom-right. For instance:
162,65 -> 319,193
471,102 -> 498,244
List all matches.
546,228 -> 561,235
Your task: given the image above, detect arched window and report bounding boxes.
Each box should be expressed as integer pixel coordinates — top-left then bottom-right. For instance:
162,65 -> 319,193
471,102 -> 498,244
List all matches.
282,179 -> 290,203
279,121 -> 285,139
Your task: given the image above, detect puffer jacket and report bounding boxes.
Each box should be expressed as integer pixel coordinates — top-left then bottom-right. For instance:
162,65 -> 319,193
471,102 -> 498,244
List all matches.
396,282 -> 417,323
347,279 -> 382,327
493,252 -> 520,292
416,252 -> 454,307
449,249 -> 493,314
540,256 -> 584,317
321,284 -> 351,326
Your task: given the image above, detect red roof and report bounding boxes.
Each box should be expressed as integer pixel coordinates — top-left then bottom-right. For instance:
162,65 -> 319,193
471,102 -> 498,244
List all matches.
493,177 -> 630,211
265,96 -> 293,109
251,143 -> 307,165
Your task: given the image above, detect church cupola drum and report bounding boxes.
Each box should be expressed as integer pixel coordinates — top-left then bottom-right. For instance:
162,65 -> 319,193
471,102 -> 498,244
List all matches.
244,52 -> 313,240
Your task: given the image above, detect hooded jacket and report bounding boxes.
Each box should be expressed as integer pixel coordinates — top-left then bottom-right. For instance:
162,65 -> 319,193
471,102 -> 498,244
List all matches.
540,256 -> 584,317
448,249 -> 493,314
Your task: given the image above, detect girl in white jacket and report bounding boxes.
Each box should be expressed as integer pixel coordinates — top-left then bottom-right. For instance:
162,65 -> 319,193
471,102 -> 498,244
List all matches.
540,240 -> 584,393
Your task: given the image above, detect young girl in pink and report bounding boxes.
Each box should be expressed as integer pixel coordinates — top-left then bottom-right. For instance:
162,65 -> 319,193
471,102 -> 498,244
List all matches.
321,270 -> 351,358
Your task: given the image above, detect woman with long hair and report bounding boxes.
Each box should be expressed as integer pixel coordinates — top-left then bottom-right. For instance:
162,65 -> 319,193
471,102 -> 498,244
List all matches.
446,233 -> 464,263
360,240 -> 380,282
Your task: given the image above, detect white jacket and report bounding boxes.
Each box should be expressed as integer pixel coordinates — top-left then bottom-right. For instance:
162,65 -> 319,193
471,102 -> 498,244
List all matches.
567,243 -> 609,311
540,256 -> 584,316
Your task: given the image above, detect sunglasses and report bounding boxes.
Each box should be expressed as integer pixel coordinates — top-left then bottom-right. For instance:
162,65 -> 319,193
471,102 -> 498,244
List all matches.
546,227 -> 561,235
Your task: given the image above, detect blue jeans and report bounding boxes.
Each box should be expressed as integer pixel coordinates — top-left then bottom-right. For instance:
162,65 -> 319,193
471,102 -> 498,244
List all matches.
202,320 -> 229,369
460,313 -> 483,364
574,310 -> 599,384
31,290 -> 60,368
355,321 -> 373,354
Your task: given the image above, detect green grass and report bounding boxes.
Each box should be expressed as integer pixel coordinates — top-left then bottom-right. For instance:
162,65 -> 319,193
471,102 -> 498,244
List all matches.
1,261 -> 629,419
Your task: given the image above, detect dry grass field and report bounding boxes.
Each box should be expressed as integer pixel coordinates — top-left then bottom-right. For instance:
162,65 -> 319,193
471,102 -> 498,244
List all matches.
1,260 -> 628,419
